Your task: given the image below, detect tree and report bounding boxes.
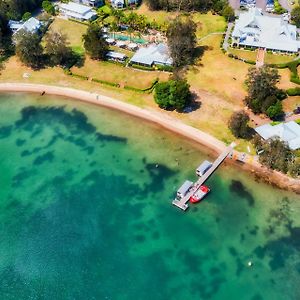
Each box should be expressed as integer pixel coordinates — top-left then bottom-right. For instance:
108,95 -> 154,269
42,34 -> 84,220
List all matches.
228,110 -> 252,139
83,24 -> 108,60
244,66 -> 284,116
254,137 -> 292,173
154,79 -> 191,111
22,12 -> 32,22
15,30 -> 43,68
266,101 -> 283,119
221,5 -> 235,21
45,30 -> 72,66
42,1 -> 56,15
291,6 -> 300,27
166,16 -> 196,67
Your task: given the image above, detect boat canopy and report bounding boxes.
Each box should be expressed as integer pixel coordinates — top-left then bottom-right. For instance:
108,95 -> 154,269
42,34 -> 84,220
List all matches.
196,160 -> 212,176
177,180 -> 193,197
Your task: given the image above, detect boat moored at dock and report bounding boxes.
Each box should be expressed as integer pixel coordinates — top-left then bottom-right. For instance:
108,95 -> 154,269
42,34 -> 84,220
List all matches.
176,180 -> 193,199
190,185 -> 210,203
196,160 -> 212,177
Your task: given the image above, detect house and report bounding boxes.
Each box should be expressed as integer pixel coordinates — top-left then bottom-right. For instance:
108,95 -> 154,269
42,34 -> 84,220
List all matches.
106,51 -> 127,62
128,0 -> 139,5
59,2 -> 97,21
111,0 -> 124,9
129,43 -> 173,67
232,7 -> 300,53
255,121 -> 300,150
9,17 -> 42,35
73,0 -> 104,7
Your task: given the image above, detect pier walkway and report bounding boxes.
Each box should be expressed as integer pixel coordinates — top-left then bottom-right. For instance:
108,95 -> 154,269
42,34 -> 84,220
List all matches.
172,143 -> 236,211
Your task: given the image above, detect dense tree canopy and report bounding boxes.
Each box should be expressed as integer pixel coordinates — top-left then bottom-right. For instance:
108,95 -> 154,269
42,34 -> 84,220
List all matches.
145,0 -> 233,18
167,16 -> 196,67
154,79 -> 191,111
291,6 -> 300,27
253,136 -> 299,176
244,66 -> 284,119
228,110 -> 252,139
45,30 -> 72,66
42,1 -> 55,15
146,0 -> 224,12
1,0 -> 43,20
15,30 -> 43,68
83,24 -> 109,60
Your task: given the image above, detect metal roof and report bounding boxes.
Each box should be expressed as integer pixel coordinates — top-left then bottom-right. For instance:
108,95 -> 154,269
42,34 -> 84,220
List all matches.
255,121 -> 300,150
129,43 -> 173,66
232,8 -> 299,52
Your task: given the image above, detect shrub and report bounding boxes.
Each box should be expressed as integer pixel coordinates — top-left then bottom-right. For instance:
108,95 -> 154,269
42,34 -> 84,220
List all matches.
228,110 -> 252,139
286,87 -> 300,96
154,79 -> 191,111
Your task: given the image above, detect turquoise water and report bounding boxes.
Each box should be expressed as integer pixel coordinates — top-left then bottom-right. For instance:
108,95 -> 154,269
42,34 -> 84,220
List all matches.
0,93 -> 300,300
109,33 -> 147,44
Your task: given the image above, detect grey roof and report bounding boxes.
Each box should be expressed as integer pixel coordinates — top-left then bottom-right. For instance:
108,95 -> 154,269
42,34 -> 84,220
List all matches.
196,160 -> 212,175
9,17 -> 41,34
255,121 -> 300,150
59,2 -> 97,20
232,8 -> 300,52
106,51 -> 127,60
177,180 -> 193,196
130,43 -> 173,66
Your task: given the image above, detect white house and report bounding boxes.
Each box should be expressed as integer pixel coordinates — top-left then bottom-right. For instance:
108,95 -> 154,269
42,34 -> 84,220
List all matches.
72,0 -> 103,7
111,0 -> 124,9
59,2 -> 97,21
255,121 -> 300,150
9,17 -> 42,35
129,43 -> 173,67
232,7 -> 300,53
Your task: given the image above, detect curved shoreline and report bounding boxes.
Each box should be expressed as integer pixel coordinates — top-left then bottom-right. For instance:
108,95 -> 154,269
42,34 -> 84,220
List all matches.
0,83 -> 299,194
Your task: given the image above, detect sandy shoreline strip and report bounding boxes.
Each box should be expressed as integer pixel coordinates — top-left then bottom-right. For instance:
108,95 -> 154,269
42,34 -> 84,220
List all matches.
0,83 -> 299,194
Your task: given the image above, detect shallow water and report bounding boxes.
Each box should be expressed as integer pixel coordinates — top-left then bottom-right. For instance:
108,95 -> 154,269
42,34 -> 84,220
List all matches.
0,93 -> 299,300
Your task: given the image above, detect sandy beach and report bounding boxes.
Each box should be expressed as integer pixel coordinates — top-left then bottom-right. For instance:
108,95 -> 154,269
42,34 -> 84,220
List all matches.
0,82 -> 299,194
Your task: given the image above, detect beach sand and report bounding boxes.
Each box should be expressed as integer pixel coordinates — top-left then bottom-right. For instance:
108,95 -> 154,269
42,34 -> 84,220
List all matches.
0,83 -> 299,194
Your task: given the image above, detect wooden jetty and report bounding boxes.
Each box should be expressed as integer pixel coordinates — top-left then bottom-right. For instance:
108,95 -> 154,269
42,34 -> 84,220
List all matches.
172,143 -> 236,211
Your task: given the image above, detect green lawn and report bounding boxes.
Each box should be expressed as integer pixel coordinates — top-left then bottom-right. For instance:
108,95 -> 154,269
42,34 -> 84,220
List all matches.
48,18 -> 88,54
227,47 -> 297,64
136,4 -> 226,39
71,57 -> 170,89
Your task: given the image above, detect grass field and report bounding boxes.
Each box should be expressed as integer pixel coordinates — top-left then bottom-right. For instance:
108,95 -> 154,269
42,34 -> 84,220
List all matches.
136,4 -> 226,39
228,47 -> 297,64
71,57 -> 170,89
48,18 -> 87,54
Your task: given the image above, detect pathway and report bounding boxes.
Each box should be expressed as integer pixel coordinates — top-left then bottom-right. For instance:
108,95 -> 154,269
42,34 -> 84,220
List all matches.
197,32 -> 226,43
222,22 -> 234,51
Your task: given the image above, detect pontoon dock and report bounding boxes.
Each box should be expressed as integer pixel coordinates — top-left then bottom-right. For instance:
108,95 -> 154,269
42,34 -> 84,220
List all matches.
172,143 -> 235,211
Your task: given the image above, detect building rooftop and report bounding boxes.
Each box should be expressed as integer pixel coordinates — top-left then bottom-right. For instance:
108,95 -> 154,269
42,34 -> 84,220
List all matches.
232,7 -> 300,52
60,2 -> 93,14
9,17 -> 41,34
255,121 -> 300,150
130,43 -> 173,66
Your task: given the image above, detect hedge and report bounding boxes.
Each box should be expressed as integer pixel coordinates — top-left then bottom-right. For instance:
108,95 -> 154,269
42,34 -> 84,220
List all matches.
124,78 -> 159,93
286,87 -> 300,96
156,65 -> 173,72
91,78 -> 119,87
71,73 -> 88,80
129,63 -> 154,71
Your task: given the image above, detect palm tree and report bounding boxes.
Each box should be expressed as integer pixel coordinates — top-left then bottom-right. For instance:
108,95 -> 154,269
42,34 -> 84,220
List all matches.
110,21 -> 118,39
